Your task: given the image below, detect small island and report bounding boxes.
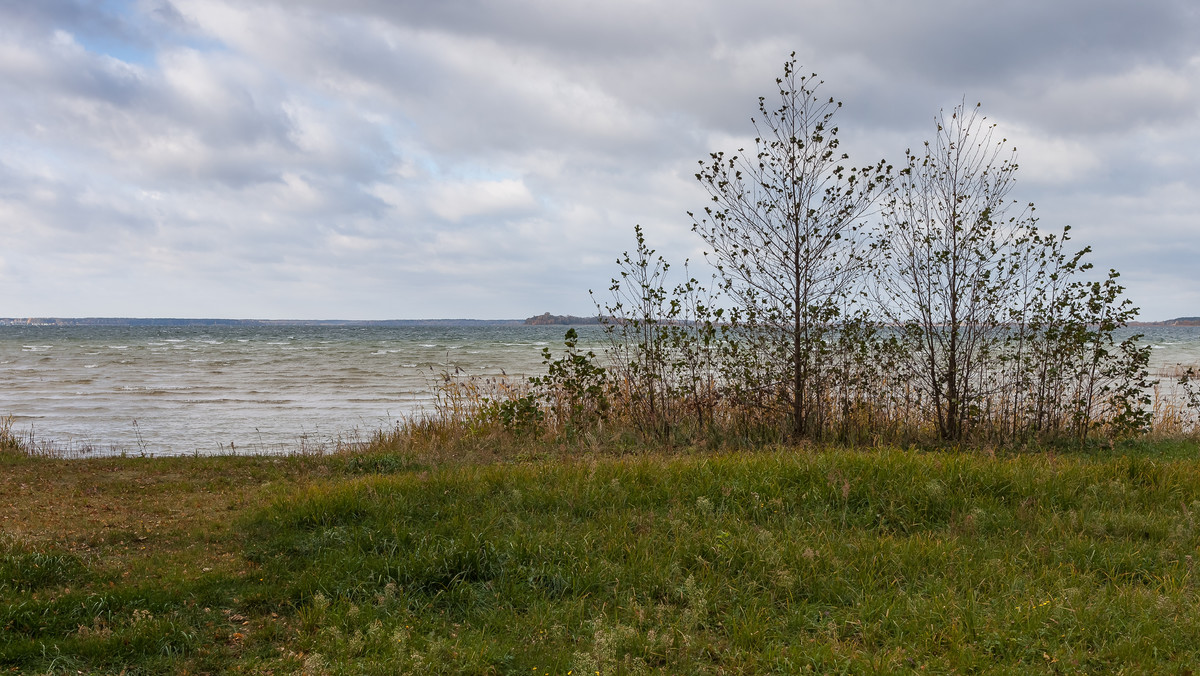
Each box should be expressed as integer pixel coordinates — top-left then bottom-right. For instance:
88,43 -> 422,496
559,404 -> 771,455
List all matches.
523,312 -> 604,326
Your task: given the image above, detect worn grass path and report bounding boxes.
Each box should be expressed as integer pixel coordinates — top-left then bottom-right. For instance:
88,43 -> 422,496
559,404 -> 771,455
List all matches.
3,441 -> 1200,673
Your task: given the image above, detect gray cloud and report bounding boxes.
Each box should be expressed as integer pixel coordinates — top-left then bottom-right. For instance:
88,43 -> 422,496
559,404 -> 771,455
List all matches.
0,0 -> 1197,320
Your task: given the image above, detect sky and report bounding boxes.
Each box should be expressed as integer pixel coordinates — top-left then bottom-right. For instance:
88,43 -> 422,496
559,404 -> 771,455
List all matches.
1,0 -> 1197,321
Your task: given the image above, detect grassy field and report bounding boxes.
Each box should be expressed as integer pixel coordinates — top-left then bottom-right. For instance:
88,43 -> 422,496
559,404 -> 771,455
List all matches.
3,439 -> 1200,674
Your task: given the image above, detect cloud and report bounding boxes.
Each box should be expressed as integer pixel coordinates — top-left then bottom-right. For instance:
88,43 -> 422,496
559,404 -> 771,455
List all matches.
1001,61 -> 1200,137
426,179 -> 537,223
0,0 -> 1198,319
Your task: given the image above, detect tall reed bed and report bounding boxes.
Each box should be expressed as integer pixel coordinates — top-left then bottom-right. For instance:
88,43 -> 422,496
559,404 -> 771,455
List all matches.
387,324 -> 1196,461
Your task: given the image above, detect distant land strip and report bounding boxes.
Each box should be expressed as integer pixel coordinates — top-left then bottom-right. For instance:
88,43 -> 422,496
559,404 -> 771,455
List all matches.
1130,317 -> 1200,327
0,317 -> 525,327
522,312 -> 604,326
1,315 -> 1195,327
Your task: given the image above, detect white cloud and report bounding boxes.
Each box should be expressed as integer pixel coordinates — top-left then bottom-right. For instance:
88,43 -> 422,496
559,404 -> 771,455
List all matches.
995,123 -> 1104,185
427,179 -> 538,223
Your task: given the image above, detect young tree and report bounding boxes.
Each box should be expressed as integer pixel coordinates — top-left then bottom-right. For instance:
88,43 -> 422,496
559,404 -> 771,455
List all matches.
878,102 -> 1153,443
596,225 -> 677,437
876,102 -> 1031,441
1019,251 -> 1151,444
690,55 -> 890,440
596,225 -> 725,439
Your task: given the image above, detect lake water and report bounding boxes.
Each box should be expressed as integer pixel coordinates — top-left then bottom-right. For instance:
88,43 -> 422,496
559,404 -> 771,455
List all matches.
1,324 -> 1197,456
0,324 -> 609,456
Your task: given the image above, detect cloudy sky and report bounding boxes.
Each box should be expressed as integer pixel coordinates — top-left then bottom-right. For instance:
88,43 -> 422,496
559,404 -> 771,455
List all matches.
1,0 -> 1197,320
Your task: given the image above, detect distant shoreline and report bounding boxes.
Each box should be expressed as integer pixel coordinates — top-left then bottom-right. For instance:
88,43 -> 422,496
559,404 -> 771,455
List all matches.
1130,317 -> 1200,327
2,315 -> 1197,327
0,317 -> 528,327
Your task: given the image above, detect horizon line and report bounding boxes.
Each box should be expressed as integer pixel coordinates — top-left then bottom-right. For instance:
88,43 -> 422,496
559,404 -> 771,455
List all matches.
1,314 -> 1196,326
0,315 -> 607,326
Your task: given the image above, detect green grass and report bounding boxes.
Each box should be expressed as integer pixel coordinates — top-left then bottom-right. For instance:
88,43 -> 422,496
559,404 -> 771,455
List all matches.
4,442 -> 1200,673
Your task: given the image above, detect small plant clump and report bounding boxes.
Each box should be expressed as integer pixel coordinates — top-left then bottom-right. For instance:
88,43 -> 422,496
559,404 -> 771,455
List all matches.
0,416 -> 26,456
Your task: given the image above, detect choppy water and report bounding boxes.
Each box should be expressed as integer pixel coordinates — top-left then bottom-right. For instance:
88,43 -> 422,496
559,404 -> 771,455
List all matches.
0,324 -> 607,456
1143,326 -> 1200,369
1,324 -> 1197,456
